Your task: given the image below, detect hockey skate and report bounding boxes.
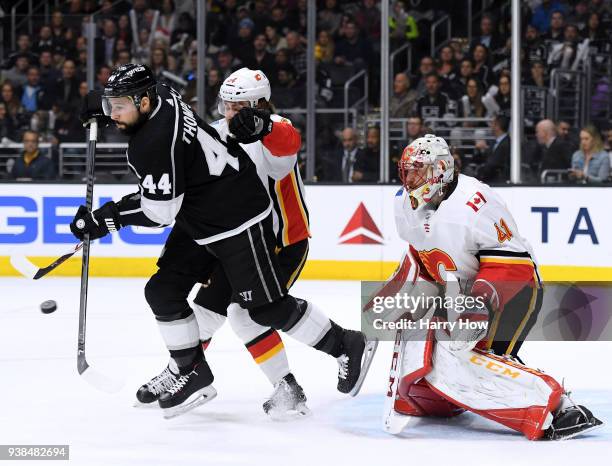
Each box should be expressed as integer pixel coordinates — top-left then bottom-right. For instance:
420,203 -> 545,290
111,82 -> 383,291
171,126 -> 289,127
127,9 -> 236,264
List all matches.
337,330 -> 379,396
545,396 -> 603,440
158,362 -> 217,419
263,373 -> 310,420
135,364 -> 179,406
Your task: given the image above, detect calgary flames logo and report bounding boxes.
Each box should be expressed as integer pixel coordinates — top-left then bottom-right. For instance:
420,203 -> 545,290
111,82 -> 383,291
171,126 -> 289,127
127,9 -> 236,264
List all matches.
417,248 -> 457,284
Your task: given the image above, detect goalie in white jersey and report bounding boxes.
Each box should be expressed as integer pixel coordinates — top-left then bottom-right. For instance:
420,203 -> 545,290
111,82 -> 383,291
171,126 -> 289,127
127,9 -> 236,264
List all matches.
373,134 -> 602,440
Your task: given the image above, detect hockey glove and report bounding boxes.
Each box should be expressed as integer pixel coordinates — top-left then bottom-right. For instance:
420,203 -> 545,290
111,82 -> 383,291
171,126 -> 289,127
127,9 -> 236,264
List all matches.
70,201 -> 122,241
80,90 -> 113,128
229,107 -> 272,144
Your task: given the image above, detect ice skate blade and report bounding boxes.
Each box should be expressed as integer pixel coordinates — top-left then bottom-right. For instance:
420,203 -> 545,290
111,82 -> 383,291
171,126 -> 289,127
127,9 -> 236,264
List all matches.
266,402 -> 311,421
162,386 -> 217,419
349,338 -> 379,397
549,419 -> 604,441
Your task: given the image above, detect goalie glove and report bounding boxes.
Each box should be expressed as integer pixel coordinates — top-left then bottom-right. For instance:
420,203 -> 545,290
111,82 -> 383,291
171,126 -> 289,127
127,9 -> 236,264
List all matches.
70,201 -> 122,241
229,107 -> 272,143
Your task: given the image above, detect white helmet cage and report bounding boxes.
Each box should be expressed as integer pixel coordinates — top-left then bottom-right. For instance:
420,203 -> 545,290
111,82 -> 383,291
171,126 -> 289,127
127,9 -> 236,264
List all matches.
218,67 -> 271,114
398,134 -> 455,210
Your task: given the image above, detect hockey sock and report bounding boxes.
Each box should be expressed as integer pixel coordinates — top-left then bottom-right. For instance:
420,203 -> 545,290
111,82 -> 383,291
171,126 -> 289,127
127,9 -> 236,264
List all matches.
228,303 -> 289,385
191,302 -> 227,351
282,299 -> 344,357
155,309 -> 202,373
249,296 -> 344,357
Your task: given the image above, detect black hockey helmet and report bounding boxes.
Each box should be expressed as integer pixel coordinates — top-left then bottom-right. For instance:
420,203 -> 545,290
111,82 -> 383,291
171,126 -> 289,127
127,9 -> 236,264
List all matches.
102,63 -> 157,115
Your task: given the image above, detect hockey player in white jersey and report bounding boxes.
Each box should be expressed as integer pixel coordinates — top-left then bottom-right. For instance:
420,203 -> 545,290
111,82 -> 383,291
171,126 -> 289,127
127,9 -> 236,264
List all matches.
370,134 -> 602,440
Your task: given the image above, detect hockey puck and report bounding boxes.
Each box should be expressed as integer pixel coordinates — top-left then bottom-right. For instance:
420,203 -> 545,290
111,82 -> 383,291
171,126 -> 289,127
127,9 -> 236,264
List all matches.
40,300 -> 57,314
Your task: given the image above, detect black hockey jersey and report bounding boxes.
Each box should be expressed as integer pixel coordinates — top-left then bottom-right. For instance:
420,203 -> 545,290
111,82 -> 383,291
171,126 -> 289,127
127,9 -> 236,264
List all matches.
116,83 -> 271,244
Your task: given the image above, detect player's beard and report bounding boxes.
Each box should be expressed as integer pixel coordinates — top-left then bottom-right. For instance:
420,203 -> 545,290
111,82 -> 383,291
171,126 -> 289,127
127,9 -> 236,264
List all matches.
116,111 -> 149,135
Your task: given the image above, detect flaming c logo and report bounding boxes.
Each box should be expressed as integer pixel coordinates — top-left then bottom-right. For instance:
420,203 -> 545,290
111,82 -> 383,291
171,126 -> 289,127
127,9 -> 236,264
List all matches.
417,248 -> 457,284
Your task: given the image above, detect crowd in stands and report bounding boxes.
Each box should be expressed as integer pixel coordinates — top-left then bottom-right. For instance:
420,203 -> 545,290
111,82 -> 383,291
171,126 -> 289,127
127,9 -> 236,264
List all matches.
0,0 -> 611,184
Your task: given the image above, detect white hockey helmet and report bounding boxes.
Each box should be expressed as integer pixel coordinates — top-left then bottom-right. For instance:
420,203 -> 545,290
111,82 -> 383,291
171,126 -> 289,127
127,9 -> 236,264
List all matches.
398,134 -> 454,210
218,67 -> 271,113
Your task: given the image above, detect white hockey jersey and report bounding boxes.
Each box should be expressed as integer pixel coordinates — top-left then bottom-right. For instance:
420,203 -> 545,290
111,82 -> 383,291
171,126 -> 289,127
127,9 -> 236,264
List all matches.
212,116 -> 309,246
394,174 -> 540,308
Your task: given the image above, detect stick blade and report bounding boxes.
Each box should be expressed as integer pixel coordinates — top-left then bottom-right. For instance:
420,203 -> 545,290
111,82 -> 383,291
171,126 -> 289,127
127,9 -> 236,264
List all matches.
80,366 -> 124,394
9,254 -> 38,279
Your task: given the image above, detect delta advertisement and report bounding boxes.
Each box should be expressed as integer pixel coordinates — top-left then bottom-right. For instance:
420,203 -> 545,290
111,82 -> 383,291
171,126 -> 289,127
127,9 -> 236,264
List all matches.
0,183 -> 610,281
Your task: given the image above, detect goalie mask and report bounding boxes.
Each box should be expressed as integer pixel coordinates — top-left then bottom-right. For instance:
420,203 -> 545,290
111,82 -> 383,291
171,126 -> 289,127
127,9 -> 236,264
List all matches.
398,134 -> 454,210
218,67 -> 271,114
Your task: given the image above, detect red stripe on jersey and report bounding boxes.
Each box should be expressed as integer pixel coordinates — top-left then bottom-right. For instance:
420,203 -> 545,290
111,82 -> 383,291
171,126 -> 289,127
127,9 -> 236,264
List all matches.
471,260 -> 536,312
262,120 -> 301,156
276,171 -> 310,246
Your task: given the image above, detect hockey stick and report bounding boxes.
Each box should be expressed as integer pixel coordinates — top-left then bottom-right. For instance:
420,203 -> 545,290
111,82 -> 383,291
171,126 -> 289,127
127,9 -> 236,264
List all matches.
10,242 -> 83,279
382,329 -> 414,434
77,119 -> 123,394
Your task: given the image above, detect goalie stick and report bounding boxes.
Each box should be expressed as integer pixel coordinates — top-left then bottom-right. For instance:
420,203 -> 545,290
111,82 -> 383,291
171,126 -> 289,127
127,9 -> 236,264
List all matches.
76,119 -> 123,394
10,242 -> 83,279
382,329 -> 415,434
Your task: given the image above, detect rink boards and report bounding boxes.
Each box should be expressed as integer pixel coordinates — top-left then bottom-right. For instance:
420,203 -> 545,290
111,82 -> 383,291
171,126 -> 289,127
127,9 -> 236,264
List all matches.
0,183 -> 610,281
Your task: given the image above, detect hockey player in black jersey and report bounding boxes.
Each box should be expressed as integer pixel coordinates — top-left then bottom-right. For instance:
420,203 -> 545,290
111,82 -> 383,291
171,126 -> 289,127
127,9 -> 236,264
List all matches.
70,64 -> 377,418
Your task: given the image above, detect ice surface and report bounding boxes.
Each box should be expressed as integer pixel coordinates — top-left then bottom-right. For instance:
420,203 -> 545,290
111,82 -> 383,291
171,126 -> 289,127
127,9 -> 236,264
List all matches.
0,278 -> 609,465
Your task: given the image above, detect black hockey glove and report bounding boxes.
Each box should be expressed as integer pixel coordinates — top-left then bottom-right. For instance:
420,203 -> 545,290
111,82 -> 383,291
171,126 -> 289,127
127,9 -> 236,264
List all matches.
80,90 -> 112,128
70,201 -> 122,241
229,107 -> 272,144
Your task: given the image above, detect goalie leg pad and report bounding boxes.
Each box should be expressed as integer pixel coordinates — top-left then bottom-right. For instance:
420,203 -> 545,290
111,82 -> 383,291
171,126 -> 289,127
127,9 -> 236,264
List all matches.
425,344 -> 563,440
399,379 -> 465,417
395,331 -> 464,418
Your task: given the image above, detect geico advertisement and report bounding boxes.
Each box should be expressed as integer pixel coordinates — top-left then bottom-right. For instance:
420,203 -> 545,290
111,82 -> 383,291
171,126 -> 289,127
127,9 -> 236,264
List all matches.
0,183 -> 610,268
0,184 -> 169,257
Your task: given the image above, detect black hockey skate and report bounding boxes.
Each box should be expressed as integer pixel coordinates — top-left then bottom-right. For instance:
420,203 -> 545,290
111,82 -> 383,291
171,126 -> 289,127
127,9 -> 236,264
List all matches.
135,364 -> 178,405
158,362 -> 217,419
337,330 -> 378,396
545,402 -> 603,440
263,373 -> 310,420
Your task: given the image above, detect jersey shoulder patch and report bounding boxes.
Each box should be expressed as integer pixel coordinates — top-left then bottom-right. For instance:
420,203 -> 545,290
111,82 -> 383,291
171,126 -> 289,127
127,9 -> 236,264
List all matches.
465,190 -> 488,212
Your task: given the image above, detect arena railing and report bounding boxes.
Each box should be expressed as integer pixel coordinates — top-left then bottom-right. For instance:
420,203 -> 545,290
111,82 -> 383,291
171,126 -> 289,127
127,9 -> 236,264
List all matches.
0,142 -> 53,176
541,169 -> 569,184
10,0 -> 55,50
585,52 -> 612,127
59,143 -> 129,178
344,70 -> 369,130
549,69 -> 588,129
430,14 -> 451,57
390,43 -> 412,83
